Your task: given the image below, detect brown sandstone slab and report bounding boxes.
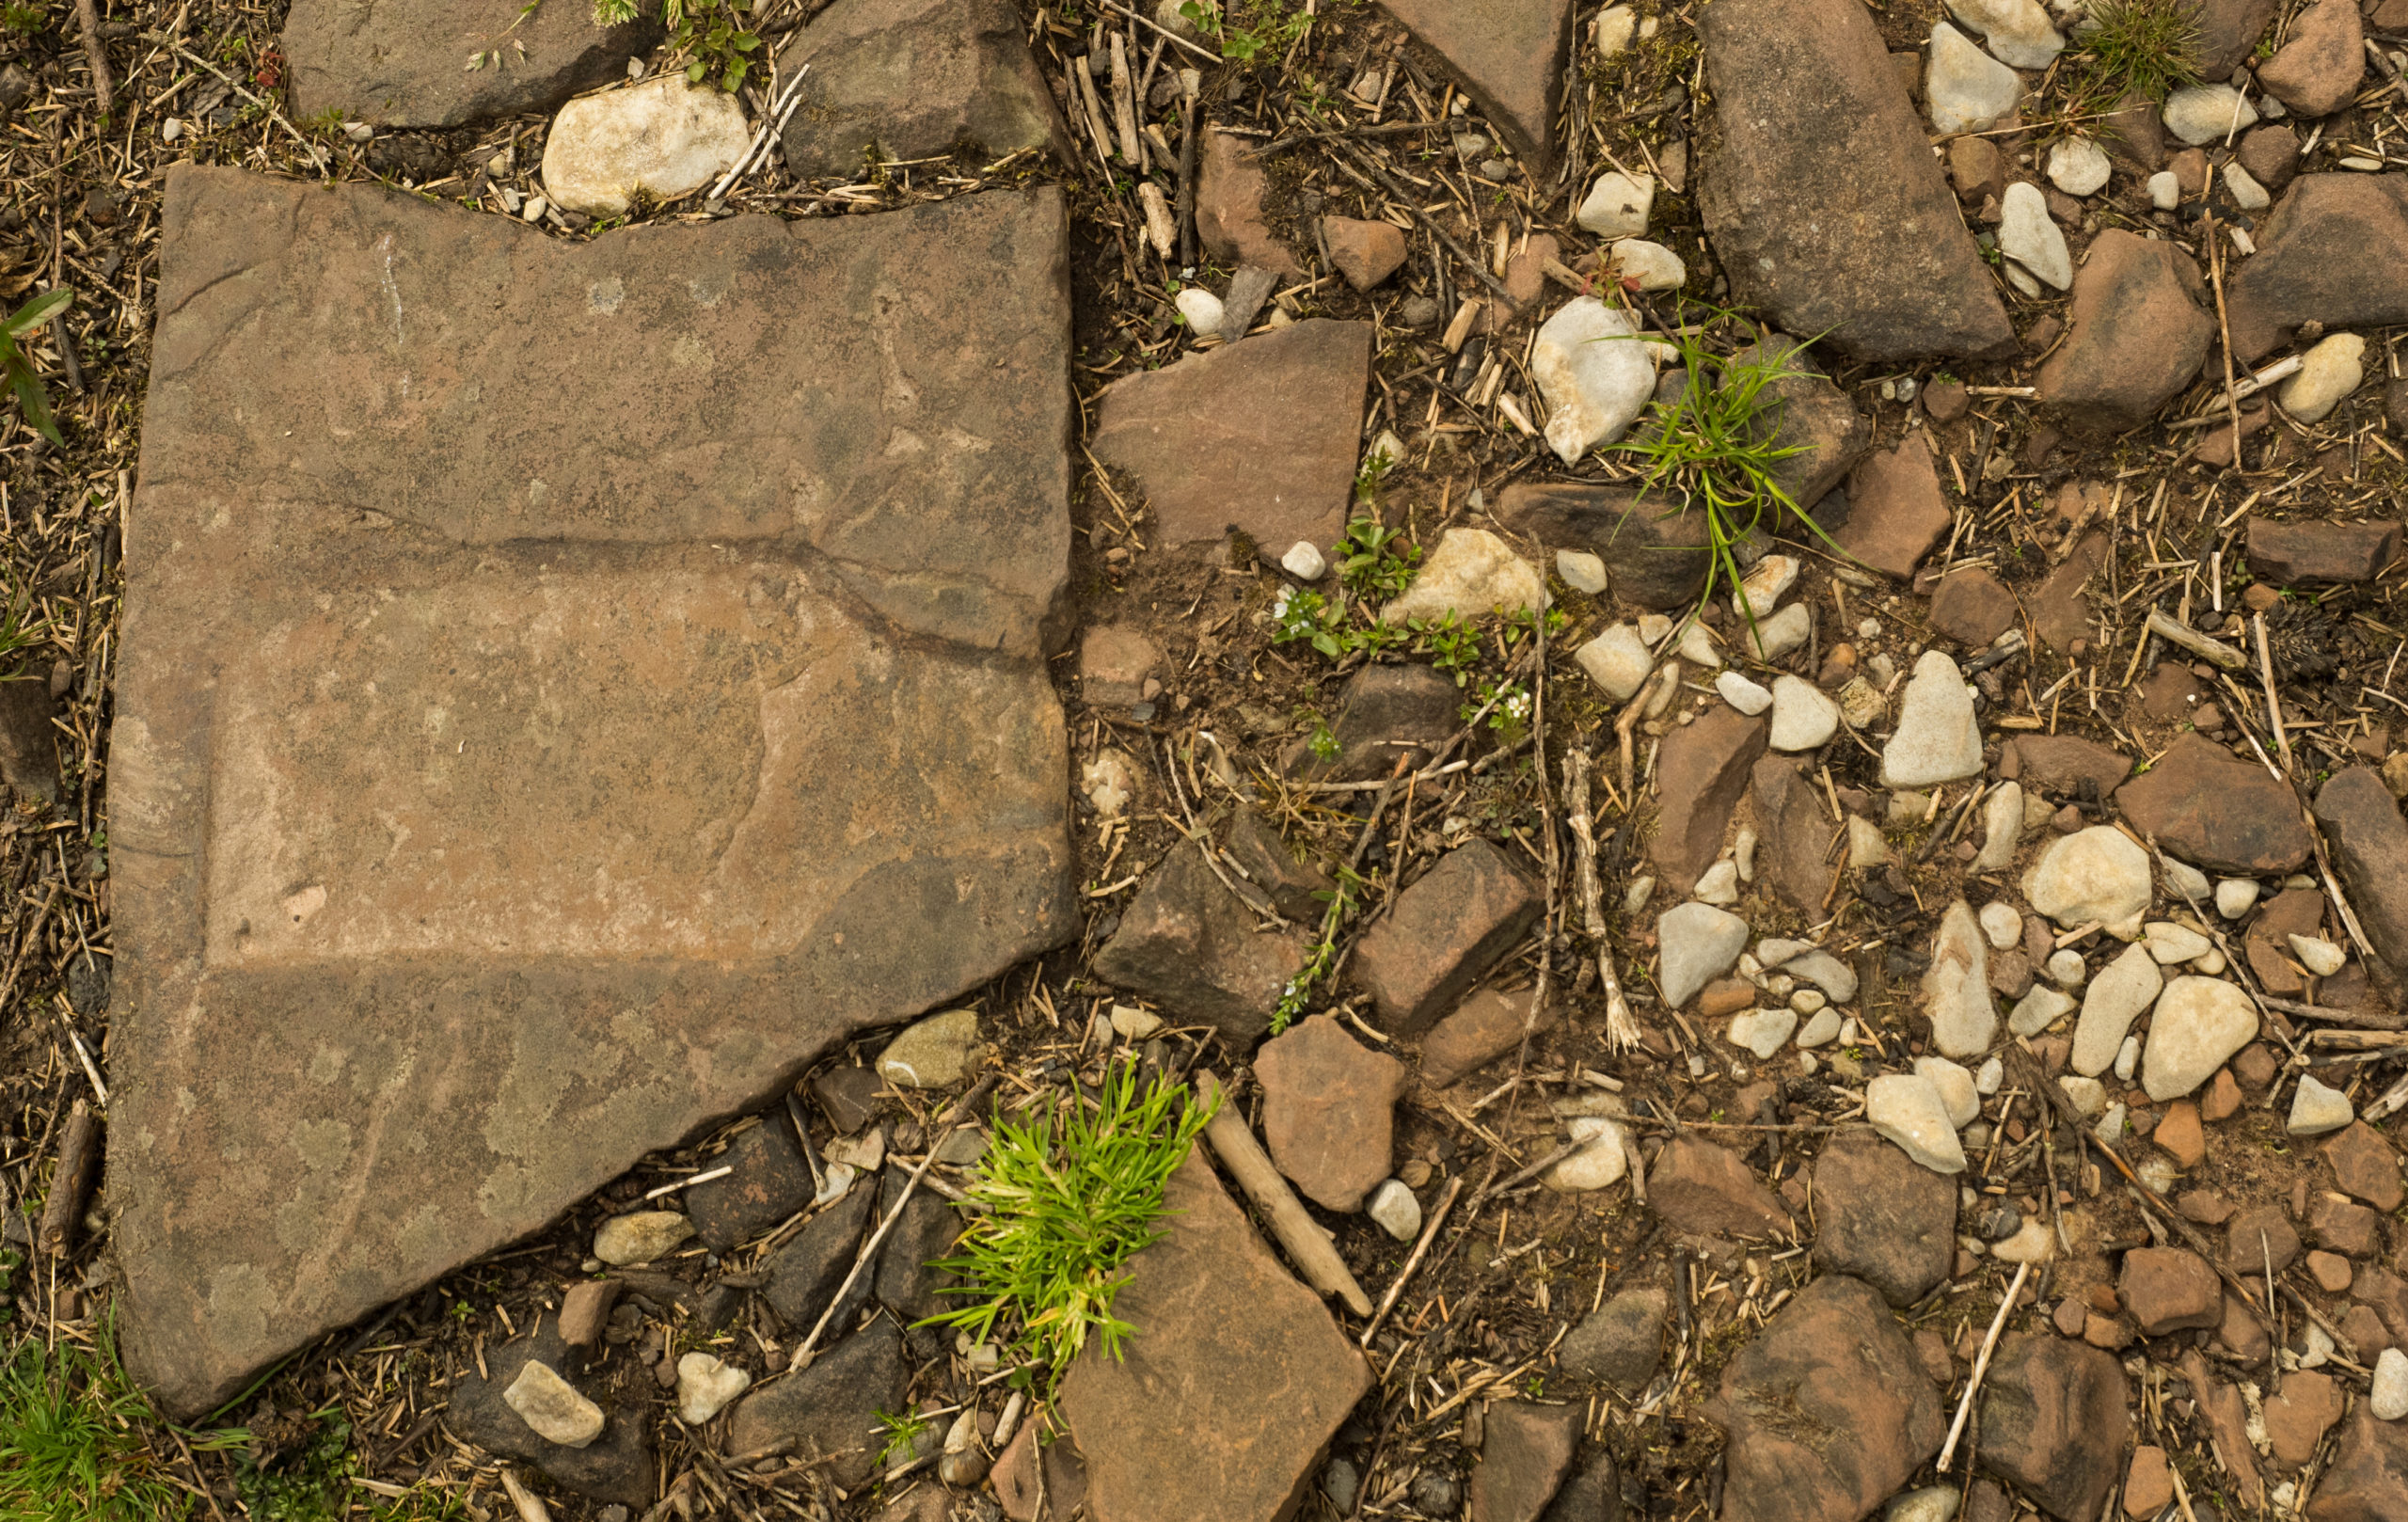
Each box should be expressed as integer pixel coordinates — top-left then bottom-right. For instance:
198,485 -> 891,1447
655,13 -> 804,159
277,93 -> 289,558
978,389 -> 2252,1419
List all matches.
1351,840 -> 1541,1035
2226,176 -> 2408,360
2115,732 -> 2312,874
1090,318 -> 1371,550
1652,707 -> 1768,894
2315,768 -> 2408,979
2248,519 -> 2403,584
2035,230 -> 2214,435
1255,1015 -> 1405,1212
1377,0 -> 1576,173
112,166 -> 1077,1418
1697,0 -> 2012,360
1979,1335 -> 2131,1522
1837,435 -> 1952,579
284,0 -> 662,129
1061,1152 -> 1372,1522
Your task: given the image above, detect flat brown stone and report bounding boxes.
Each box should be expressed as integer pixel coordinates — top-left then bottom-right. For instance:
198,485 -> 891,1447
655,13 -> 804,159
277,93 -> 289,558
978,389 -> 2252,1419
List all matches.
2248,520 -> 2404,585
1697,0 -> 2012,360
1095,842 -> 1308,1043
2225,1204 -> 2302,1277
1928,568 -> 2019,647
2257,0 -> 2364,117
284,0 -> 662,129
773,0 -> 1069,180
2314,768 -> 2408,978
1196,130 -> 1304,276
2032,527 -> 2109,653
2247,886 -> 2327,996
2035,230 -> 2214,435
1652,708 -> 1769,894
2120,1246 -> 2222,1336
1467,1399 -> 1581,1522
1323,215 -> 1409,291
2264,1370 -> 2345,1469
1090,318 -> 1370,550
2154,1101 -> 2205,1168
1351,840 -> 1541,1035
110,166 -> 1078,1419
2183,1350 -> 2265,1508
2125,1446 -> 2173,1517
1649,1136 -> 1790,1239
2313,1405 -> 2408,1521
1837,435 -> 1953,579
1420,987 -> 1555,1088
1750,755 -> 1839,914
2309,1193 -> 2382,1258
1061,1152 -> 1372,1522
1978,1335 -> 2131,1522
1811,1129 -> 1956,1307
2115,732 -> 2313,874
2002,735 -> 2133,801
2226,175 -> 2408,361
1255,1015 -> 1406,1213
1377,0 -> 1576,173
2325,1120 -> 2405,1213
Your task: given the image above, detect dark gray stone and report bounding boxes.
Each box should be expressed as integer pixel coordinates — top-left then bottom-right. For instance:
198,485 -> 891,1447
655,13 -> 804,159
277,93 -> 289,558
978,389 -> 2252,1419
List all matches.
727,1317 -> 908,1487
1558,1287 -> 1669,1395
775,0 -> 1068,180
448,1327 -> 655,1508
763,1182 -> 875,1333
1093,842 -> 1308,1043
687,1116 -> 816,1253
1494,483 -> 1711,611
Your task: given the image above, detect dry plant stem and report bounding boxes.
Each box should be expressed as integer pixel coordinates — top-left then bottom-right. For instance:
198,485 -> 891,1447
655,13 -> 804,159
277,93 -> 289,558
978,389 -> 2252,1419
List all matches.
152,38 -> 331,176
2252,612 -> 2294,773
499,1467 -> 553,1522
1564,749 -> 1637,1051
1196,1072 -> 1372,1314
1359,1173 -> 1463,1347
2204,212 -> 2244,462
791,1121 -> 958,1368
38,1095 -> 99,1257
73,0 -> 112,117
1499,617 -> 1559,1124
1108,33 -> 1141,165
1937,1260 -> 2029,1472
2142,608 -> 2248,671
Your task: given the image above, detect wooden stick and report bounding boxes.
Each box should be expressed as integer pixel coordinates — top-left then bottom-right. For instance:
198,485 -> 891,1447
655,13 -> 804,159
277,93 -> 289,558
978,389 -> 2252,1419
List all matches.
1196,1073 -> 1372,1315
1564,750 -> 1638,1052
72,0 -> 112,117
2252,612 -> 2294,774
1108,32 -> 1142,167
1359,1174 -> 1463,1347
791,1122 -> 958,1367
38,1098 -> 99,1258
498,1467 -> 552,1522
1937,1260 -> 2028,1472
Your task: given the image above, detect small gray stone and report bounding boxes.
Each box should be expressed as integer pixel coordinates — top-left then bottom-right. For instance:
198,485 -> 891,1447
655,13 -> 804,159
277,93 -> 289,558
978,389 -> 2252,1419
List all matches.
2162,84 -> 2258,146
1560,1286 -> 1670,1393
1556,549 -> 1609,595
2215,879 -> 2261,919
2372,1347 -> 2408,1420
1543,1118 -> 1630,1193
1923,899 -> 1997,1058
2140,976 -> 2258,1102
1576,624 -> 1656,703
1658,902 -> 1751,1008
2010,984 -> 2075,1037
1717,671 -> 1773,715
2289,934 -> 2346,976
1728,1007 -> 1799,1059
1768,675 -> 1839,752
1741,603 -> 1814,663
2288,1074 -> 2354,1135
2024,827 -> 2153,929
1999,182 -> 2072,291
1881,652 -> 1985,787
1926,21 -> 2022,135
1973,781 -> 2024,873
1576,171 -> 1655,239
2144,921 -> 2212,964
1367,1179 -> 1423,1241
1868,1073 -> 1967,1173
2071,943 -> 2162,1077
2046,137 -> 2112,197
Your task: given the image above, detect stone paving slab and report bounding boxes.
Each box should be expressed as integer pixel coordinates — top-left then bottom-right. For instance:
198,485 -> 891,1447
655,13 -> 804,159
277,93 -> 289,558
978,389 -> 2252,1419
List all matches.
284,0 -> 664,129
111,164 -> 1077,1417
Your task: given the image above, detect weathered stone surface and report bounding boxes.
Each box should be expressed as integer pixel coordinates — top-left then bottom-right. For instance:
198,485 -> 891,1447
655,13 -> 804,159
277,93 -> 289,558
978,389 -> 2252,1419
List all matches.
2310,1405 -> 2408,1522
729,1319 -> 907,1486
1468,1400 -> 1582,1522
1256,1016 -> 1406,1213
1079,625 -> 1162,708
775,0 -> 1067,180
1735,337 -> 1871,513
1197,130 -> 1304,276
1493,483 -> 1711,610
2116,733 -> 2311,874
451,1327 -> 655,1506
1352,840 -> 1541,1035
1062,1152 -> 1371,1522
2315,768 -> 2408,979
2226,176 -> 2408,361
994,1424 -> 1089,1522
1978,1335 -> 2130,1522
1225,806 -> 1334,922
1929,568 -> 2019,647
1323,215 -> 1409,291
2194,0 -> 2278,74
2002,736 -> 2131,801
1095,842 -> 1307,1043
763,1183 -> 876,1333
1751,756 -> 1840,914
284,0 -> 662,129
1379,0 -> 1575,172
1713,1276 -> 1942,1522
2120,1246 -> 2222,1335
1812,1129 -> 1956,1306
1697,0 -> 2012,360
1560,1287 -> 1670,1394
1838,434 -> 1952,579
1650,1136 -> 1790,1239
0,681 -> 58,802
2248,520 -> 2403,585
1421,987 -> 1556,1088
2247,885 -> 2326,994
2035,230 -> 2214,435
1540,1446 -> 1624,1522
1651,708 -> 1768,893
2326,1120 -> 2405,1213
1092,318 -> 1370,550
112,166 -> 1076,1419
2032,528 -> 2109,653
2257,0 -> 2364,118
2224,1203 -> 2301,1278
688,1116 -> 815,1252
1285,664 -> 1460,783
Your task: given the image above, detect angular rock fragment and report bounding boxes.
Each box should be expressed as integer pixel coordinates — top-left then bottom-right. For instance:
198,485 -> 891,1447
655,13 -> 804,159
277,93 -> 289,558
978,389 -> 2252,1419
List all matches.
1651,707 -> 1768,892
452,1328 -> 655,1506
1812,1129 -> 1956,1305
1978,1336 -> 2130,1522
1420,988 -> 1555,1089
1255,1016 -> 1406,1213
2226,177 -> 2408,361
542,77 -> 752,215
1750,757 -> 1840,914
1649,1136 -> 1790,1239
1837,434 -> 1952,580
687,1117 -> 815,1252
1095,843 -> 1307,1042
2255,0 -> 2364,119
1285,665 -> 1460,784
774,0 -> 1068,180
1560,1287 -> 1670,1394
1468,1400 -> 1581,1522
2247,520 -> 2402,585
1494,483 -> 1711,610
1376,0 -> 1576,172
2117,733 -> 2312,875
1351,840 -> 1541,1035
1197,130 -> 1304,276
2035,230 -> 2214,435
284,0 -> 663,129
729,1320 -> 907,1487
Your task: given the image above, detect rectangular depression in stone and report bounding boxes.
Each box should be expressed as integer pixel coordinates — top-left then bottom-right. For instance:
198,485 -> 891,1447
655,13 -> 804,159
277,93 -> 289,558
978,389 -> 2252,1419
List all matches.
112,165 -> 1076,1417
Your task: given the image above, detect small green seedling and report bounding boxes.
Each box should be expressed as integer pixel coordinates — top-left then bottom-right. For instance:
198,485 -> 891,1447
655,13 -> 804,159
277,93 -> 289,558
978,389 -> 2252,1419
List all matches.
3,288 -> 74,446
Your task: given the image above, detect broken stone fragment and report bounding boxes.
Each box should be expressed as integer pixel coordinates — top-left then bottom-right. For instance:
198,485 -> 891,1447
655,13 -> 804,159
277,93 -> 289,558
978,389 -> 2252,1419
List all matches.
541,77 -> 752,215
283,0 -> 663,129
773,0 -> 1068,180
1351,840 -> 1540,1034
1094,843 -> 1307,1043
506,1359 -> 606,1449
675,1353 -> 752,1426
594,1212 -> 694,1267
1254,1015 -> 1405,1213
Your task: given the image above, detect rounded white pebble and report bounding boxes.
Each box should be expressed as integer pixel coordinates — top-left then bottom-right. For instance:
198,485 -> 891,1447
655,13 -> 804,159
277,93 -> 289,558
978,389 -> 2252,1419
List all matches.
1282,540 -> 1327,580
1716,671 -> 1773,715
1368,1179 -> 1424,1240
1176,287 -> 1225,337
2373,1347 -> 2408,1420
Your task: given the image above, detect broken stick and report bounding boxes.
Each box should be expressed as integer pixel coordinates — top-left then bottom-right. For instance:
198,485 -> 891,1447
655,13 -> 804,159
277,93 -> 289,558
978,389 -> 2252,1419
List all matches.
1196,1072 -> 1372,1315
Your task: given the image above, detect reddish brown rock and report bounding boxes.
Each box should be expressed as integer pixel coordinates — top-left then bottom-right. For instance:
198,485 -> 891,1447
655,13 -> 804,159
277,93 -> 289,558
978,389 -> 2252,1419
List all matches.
2036,230 -> 2214,436
1323,215 -> 1409,291
2237,125 -> 2302,194
2155,1101 -> 2206,1168
2257,0 -> 2365,117
1650,1136 -> 1790,1240
2264,1370 -> 2345,1469
1091,317 -> 1370,549
1712,1275 -> 1944,1522
2248,887 -> 2328,996
1377,0 -> 1576,172
2325,1120 -> 2405,1213
284,0 -> 662,128
1351,840 -> 1542,1035
2226,176 -> 2408,361
2360,1265 -> 2408,1344
993,1424 -> 1088,1521
1420,988 -> 1556,1088
2248,520 -> 2404,585
2309,1193 -> 2383,1257
2314,768 -> 2408,977
1651,708 -> 1770,894
2198,403 -> 2273,468
1467,1400 -> 1581,1522
1196,130 -> 1303,276
2184,1350 -> 2265,1508
1560,1287 -> 1671,1394
1224,806 -> 1334,923
1255,1015 -> 1406,1213
1736,336 -> 1871,514
2340,1303 -> 2393,1357
2195,0 -> 2278,72
1061,1153 -> 1370,1522
2099,92 -> 2166,171
2216,1291 -> 2273,1366
1284,665 -> 1460,784
1811,1129 -> 1956,1307
2225,1204 -> 2302,1277
2310,1405 -> 2408,1522
2138,664 -> 2203,721
558,1278 -> 623,1349
2032,528 -> 2109,653
2125,1446 -> 2173,1517
1978,1335 -> 2131,1522
1079,625 -> 1164,708
2120,1246 -> 2223,1336
1095,843 -> 1308,1042
1696,0 -> 2013,361
1929,568 -> 2019,648
2308,1250 -> 2355,1292
2115,732 -> 2313,874
2002,736 -> 2133,801
1751,756 -> 1841,916
1949,137 -> 2006,204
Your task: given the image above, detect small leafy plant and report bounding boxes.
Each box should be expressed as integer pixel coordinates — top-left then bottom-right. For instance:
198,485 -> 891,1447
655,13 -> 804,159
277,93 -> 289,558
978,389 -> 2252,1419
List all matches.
1273,865 -> 1365,1034
1413,611 -> 1482,685
3,288 -> 74,447
1295,706 -> 1340,762
594,0 -> 759,88
0,4 -> 46,37
925,1058 -> 1217,1391
871,1407 -> 929,1470
1465,677 -> 1532,743
1179,0 -> 1312,64
1332,514 -> 1419,600
2072,0 -> 2202,107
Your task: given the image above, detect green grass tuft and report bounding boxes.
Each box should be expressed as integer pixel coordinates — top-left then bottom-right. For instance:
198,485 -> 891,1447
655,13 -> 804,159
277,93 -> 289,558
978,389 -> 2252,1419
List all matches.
923,1057 -> 1216,1392
0,1322 -> 188,1522
2073,0 -> 2203,106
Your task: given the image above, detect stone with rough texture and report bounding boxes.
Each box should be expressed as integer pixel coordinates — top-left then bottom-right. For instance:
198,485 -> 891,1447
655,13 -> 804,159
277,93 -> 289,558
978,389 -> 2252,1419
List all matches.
763,1183 -> 875,1332
1713,1276 -> 1943,1522
2024,827 -> 2153,928
1352,840 -> 1541,1035
1422,989 -> 1557,1088
774,0 -> 1067,180
2072,944 -> 2162,1077
1653,708 -> 1769,893
1285,665 -> 1459,784
1560,1287 -> 1670,1394
2226,177 -> 2408,361
877,1007 -> 983,1089
1469,1401 -> 1581,1522
1649,1136 -> 1790,1238
2312,1405 -> 2408,1518
1656,902 -> 1751,1011
542,77 -> 752,215
2120,1247 -> 2222,1335
1814,1128 -> 1957,1304
687,1118 -> 815,1252
1384,529 -> 1547,626
1534,298 -> 1656,463
1926,22 -> 2024,135
284,0 -> 662,129
2266,1371 -> 2346,1468
594,1211 -> 693,1266
2280,332 -> 2368,423
2325,1121 -> 2404,1213
2031,527 -> 2109,653
1576,171 -> 1656,240
1883,653 -> 1985,789
1731,337 -> 1871,513
1225,807 -> 1332,923
1698,0 -> 2012,360
2036,230 -> 2213,434
2257,0 -> 2364,119
1091,319 -> 1370,549
675,1353 -> 751,1426
1944,0 -> 2061,69
1196,131 -> 1302,276
1751,757 -> 1841,914
2143,977 -> 2259,1102
451,1328 -> 654,1506
2248,519 -> 2402,585
2000,182 -> 2072,292
1096,843 -> 1307,1042
1929,569 -> 2019,647
1495,484 -> 1710,610
1839,434 -> 1953,579
2047,137 -> 2112,197
1255,1016 -> 1406,1213
729,1321 -> 905,1486
506,1358 -> 606,1448
2194,0 -> 2278,74
1576,624 -> 1655,703
1868,1074 -> 1970,1174
1378,0 -> 1576,172
1978,1336 -> 2130,1522
2004,735 -> 2133,800
1923,899 -> 1998,1058
2372,1349 -> 2408,1421
2291,1074 -> 2356,1135
2119,733 -> 2312,874
1323,216 -> 1409,291
2316,768 -> 2408,979
1062,1152 -> 1370,1522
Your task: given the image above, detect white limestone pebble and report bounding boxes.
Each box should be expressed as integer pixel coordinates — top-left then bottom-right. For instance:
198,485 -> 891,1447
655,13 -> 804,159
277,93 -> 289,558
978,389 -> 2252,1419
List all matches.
2372,1347 -> 2408,1420
1177,286 -> 1226,337
2024,826 -> 2153,928
1556,548 -> 1609,595
1577,623 -> 1656,702
1768,675 -> 1840,752
1282,540 -> 1327,579
2047,137 -> 2112,196
2141,976 -> 2259,1101
1926,22 -> 2023,135
1576,170 -> 1655,239
1534,298 -> 1656,463
542,76 -> 753,216
2162,84 -> 2258,146
2289,934 -> 2347,976
1716,671 -> 1773,715
1368,1179 -> 1424,1239
1868,1073 -> 1968,1173
594,1210 -> 694,1266
1914,1055 -> 1981,1128
1729,1007 -> 1800,1059
1658,901 -> 1750,1008
505,1360 -> 605,1448
2145,920 -> 2212,964
2011,985 -> 2075,1037
1979,902 -> 2023,950
676,1353 -> 752,1425
2072,943 -> 2162,1076
1999,182 -> 2072,291
2215,879 -> 2261,919
2148,169 -> 2181,210
2288,1074 -> 2355,1135
1881,651 -> 1985,787
1383,529 -> 1547,626
1923,899 -> 1998,1058
1973,781 -> 2025,873
1543,1118 -> 1630,1193
2279,333 -> 2367,425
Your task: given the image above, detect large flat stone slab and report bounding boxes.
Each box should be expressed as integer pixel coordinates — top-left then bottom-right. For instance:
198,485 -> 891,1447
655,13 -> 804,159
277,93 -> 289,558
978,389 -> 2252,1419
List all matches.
1697,0 -> 2013,360
112,165 -> 1077,1418
285,0 -> 663,129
